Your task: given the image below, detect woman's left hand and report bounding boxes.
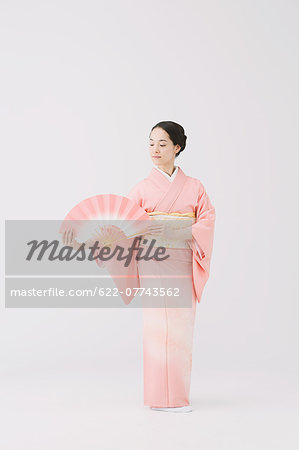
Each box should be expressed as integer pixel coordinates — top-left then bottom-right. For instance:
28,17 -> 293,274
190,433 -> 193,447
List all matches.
147,223 -> 192,241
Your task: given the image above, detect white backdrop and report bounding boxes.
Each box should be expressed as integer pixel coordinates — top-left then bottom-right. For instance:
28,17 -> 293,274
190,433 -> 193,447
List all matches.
1,1 -> 298,449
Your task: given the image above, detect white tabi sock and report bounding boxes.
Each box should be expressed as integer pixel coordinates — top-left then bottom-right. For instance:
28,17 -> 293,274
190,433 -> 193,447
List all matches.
150,405 -> 192,413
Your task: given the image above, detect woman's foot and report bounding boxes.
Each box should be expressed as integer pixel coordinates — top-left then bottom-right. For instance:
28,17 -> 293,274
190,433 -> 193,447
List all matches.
150,405 -> 192,413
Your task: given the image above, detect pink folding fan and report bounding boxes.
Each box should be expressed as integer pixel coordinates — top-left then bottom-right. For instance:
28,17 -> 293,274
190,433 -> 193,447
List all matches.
59,194 -> 151,248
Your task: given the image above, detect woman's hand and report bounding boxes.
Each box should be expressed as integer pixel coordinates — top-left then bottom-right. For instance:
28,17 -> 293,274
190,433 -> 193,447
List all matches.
61,227 -> 91,250
146,222 -> 193,241
143,222 -> 165,236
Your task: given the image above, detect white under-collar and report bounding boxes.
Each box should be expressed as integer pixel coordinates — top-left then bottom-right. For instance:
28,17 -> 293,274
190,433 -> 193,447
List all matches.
156,165 -> 178,182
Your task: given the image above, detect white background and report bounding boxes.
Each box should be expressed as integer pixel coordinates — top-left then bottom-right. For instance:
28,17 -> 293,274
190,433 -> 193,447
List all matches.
1,1 -> 298,449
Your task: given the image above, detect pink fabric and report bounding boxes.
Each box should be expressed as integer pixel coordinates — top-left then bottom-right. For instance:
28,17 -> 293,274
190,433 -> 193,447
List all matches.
128,166 -> 216,303
94,234 -> 141,305
138,246 -> 196,406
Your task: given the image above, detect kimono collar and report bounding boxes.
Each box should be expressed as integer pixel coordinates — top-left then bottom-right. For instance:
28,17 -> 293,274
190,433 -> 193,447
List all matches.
149,165 -> 185,187
155,165 -> 178,182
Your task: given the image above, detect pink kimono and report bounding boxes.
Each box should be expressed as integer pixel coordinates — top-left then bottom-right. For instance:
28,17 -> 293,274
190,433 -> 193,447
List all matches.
126,165 -> 216,407
96,165 -> 215,407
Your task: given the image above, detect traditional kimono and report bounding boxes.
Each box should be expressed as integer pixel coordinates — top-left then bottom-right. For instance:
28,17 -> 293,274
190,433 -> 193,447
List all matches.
124,165 -> 216,408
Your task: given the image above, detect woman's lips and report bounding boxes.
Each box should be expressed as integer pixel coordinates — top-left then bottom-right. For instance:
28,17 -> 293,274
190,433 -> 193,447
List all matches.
153,156 -> 161,158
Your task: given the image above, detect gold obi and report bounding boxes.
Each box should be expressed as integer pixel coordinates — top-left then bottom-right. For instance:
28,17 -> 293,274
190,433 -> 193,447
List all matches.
142,211 -> 196,249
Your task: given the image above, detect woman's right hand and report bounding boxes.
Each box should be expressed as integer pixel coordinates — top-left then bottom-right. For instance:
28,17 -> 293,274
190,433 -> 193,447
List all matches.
61,227 -> 82,250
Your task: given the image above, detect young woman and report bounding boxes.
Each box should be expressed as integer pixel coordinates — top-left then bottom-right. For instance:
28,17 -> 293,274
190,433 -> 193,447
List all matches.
62,120 -> 215,413
127,121 -> 216,413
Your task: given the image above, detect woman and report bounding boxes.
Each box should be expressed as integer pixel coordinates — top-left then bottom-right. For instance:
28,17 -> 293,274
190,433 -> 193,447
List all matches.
126,121 -> 216,413
62,121 -> 215,413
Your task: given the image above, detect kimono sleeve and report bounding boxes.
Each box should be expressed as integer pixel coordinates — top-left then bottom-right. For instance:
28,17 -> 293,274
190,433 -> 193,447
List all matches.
98,183 -> 144,306
189,185 -> 216,302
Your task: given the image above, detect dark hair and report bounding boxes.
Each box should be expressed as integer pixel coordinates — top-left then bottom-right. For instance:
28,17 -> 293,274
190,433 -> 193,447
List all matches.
150,121 -> 187,158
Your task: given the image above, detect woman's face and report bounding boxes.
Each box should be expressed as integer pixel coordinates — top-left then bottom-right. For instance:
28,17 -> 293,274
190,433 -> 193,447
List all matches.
149,127 -> 180,167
